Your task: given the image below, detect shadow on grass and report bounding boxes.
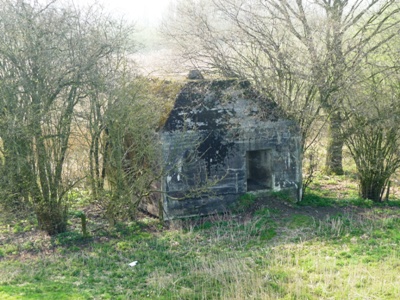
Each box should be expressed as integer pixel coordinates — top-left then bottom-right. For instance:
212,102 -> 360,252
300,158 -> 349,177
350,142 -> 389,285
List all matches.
300,189 -> 400,209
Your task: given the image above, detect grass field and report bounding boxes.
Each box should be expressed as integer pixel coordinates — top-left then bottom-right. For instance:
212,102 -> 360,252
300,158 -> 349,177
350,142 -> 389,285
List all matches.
1,174 -> 400,299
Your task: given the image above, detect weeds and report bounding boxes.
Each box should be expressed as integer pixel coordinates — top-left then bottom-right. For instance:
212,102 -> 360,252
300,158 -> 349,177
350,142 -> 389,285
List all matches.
1,175 -> 400,299
233,193 -> 257,212
1,208 -> 400,299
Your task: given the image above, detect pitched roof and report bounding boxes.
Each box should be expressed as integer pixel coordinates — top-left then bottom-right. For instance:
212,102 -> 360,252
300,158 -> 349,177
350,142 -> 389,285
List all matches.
163,79 -> 285,132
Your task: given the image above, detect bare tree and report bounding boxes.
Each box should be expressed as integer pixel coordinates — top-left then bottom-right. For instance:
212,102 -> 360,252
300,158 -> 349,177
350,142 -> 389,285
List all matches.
0,0 -> 134,235
342,28 -> 400,202
162,0 -> 400,175
85,75 -> 166,226
344,72 -> 400,202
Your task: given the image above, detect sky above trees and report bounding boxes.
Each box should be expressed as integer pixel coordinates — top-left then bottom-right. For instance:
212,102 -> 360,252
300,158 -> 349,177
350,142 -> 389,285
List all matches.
84,0 -> 173,26
36,0 -> 172,26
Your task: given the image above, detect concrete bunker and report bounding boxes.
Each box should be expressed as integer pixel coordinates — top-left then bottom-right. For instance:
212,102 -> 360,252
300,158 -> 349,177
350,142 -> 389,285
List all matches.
141,77 -> 302,220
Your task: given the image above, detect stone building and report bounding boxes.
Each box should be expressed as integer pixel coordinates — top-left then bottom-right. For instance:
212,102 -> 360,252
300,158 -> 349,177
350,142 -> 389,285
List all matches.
142,78 -> 302,220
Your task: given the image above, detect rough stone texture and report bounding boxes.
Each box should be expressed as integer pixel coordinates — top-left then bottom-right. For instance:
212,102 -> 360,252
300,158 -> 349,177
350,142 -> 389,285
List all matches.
146,79 -> 302,220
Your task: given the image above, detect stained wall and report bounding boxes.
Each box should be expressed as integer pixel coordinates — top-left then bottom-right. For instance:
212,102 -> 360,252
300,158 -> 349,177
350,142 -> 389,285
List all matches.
146,79 -> 302,219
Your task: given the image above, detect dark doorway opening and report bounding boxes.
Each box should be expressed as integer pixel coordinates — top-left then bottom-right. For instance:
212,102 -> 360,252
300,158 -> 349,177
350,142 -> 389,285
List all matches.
246,150 -> 272,191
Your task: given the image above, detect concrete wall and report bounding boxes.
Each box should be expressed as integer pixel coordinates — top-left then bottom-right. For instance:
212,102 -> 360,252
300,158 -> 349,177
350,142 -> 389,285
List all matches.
146,79 -> 302,219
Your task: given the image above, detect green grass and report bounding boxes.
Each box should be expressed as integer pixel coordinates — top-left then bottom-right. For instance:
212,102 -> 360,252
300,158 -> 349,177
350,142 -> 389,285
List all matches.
1,210 -> 400,299
232,193 -> 258,212
302,172 -> 400,209
1,176 -> 400,299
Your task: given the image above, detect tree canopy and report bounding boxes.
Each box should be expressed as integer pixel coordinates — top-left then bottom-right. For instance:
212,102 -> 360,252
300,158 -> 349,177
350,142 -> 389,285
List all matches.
163,0 -> 400,175
0,0 -> 136,234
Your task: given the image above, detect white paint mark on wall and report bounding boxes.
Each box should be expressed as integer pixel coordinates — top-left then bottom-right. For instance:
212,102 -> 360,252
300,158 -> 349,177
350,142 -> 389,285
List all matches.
235,172 -> 238,193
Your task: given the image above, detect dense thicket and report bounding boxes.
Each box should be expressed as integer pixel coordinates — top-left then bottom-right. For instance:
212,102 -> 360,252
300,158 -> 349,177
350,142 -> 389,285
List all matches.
1,0 -> 399,236
343,39 -> 400,202
163,0 -> 400,176
0,0 -> 157,234
163,0 -> 400,200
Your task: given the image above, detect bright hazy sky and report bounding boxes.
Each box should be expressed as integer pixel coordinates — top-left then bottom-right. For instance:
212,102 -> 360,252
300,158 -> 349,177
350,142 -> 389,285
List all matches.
94,0 -> 173,26
38,0 -> 174,26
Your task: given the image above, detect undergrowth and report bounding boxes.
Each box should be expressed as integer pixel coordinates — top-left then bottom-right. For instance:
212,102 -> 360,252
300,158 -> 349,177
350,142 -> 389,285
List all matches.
1,174 -> 400,299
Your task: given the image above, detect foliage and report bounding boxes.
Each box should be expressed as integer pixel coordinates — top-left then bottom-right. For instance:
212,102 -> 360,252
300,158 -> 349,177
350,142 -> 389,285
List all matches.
73,19 -> 171,230
0,0 -> 135,235
86,77 -> 176,226
1,188 -> 400,299
344,71 -> 400,202
302,173 -> 400,208
233,193 -> 258,212
163,0 -> 400,175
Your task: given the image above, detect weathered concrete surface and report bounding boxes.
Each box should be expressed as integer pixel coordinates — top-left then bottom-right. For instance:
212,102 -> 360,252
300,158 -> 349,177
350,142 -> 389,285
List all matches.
150,79 -> 302,220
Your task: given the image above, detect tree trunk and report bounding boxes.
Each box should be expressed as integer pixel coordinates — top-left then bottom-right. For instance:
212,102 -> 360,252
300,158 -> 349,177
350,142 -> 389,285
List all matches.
325,112 -> 344,175
36,203 -> 68,235
1,135 -> 32,208
359,176 -> 386,202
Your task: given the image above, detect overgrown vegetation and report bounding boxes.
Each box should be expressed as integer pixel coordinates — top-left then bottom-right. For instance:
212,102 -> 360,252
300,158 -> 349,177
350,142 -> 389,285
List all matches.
163,0 -> 400,176
0,1 -> 170,235
1,1 -> 400,297
1,174 -> 400,299
343,62 -> 400,202
0,0 -> 138,235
